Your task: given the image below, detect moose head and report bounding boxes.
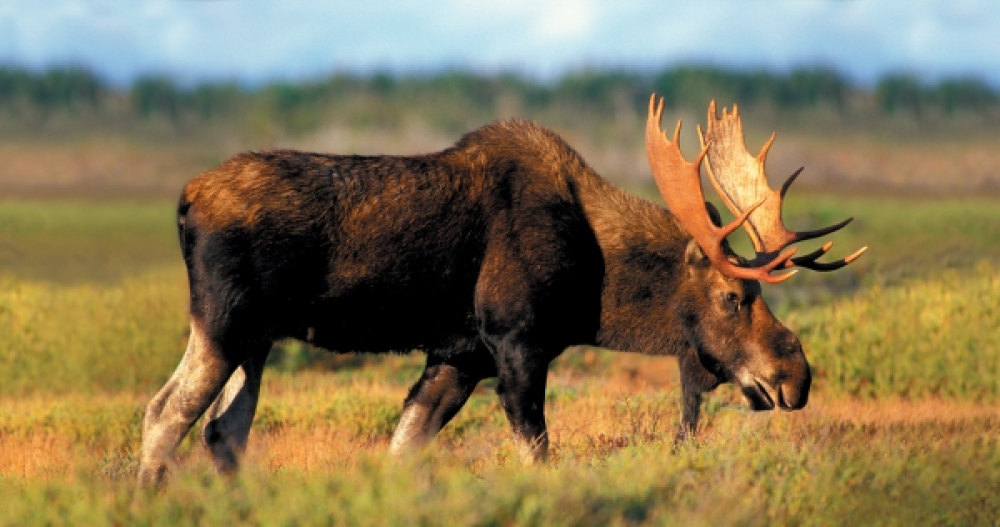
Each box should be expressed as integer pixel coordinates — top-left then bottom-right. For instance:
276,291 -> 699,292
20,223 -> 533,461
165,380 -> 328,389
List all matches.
644,95 -> 866,428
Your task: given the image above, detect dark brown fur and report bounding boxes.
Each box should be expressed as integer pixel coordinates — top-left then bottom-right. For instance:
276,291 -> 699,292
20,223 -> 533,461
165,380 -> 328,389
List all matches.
138,120 -> 810,486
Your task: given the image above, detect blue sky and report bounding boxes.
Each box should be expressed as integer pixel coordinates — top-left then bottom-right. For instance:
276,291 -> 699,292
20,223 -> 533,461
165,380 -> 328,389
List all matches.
1,0 -> 998,86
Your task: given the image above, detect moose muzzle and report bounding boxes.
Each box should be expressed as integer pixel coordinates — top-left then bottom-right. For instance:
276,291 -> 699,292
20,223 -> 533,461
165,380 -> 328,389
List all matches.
738,332 -> 811,412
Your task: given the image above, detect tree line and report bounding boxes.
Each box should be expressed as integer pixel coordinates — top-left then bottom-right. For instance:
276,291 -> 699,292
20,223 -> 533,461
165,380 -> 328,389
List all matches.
1,64 -> 996,138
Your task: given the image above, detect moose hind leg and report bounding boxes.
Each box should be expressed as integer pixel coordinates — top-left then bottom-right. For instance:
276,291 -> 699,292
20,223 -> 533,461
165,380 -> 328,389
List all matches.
202,346 -> 270,474
138,320 -> 240,488
389,355 -> 489,455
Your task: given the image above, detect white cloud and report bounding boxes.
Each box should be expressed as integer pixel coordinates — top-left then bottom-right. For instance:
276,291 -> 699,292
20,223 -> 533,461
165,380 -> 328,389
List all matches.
1,0 -> 1000,86
532,0 -> 598,43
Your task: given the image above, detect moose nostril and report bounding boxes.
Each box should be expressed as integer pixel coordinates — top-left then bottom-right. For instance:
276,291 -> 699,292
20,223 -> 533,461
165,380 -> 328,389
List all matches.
775,332 -> 802,356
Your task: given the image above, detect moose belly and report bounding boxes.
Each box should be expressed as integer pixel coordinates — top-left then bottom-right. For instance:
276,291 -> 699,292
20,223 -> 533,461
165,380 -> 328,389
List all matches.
295,285 -> 479,353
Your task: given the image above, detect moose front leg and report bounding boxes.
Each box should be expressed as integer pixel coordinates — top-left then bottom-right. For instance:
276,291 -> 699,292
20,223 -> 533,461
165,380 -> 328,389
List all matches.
677,382 -> 702,442
675,348 -> 723,443
494,354 -> 551,465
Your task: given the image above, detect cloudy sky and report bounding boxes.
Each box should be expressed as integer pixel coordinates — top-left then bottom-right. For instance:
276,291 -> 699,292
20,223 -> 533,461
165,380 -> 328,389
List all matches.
1,0 -> 997,86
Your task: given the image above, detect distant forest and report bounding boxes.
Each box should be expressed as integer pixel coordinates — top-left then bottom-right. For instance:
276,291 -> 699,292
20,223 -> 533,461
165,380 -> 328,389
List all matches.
1,64 -> 997,141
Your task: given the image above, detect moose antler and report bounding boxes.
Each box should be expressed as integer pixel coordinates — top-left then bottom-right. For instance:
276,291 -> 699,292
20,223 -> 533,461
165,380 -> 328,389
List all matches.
645,95 -> 798,284
696,101 -> 867,271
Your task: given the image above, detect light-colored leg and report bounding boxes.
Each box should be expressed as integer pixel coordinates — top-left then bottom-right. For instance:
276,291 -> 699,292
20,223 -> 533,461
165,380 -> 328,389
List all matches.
389,364 -> 480,455
137,321 -> 237,488
389,405 -> 436,455
202,349 -> 268,474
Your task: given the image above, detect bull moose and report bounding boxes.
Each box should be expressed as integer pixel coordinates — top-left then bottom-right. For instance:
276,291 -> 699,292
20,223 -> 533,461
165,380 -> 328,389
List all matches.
137,95 -> 865,486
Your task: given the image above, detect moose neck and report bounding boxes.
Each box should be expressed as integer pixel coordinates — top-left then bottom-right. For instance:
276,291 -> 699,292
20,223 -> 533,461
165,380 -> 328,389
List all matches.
576,175 -> 695,357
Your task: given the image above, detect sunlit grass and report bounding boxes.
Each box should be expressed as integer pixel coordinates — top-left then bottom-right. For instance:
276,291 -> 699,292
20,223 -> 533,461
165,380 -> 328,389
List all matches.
0,267 -> 188,396
789,261 -> 1000,400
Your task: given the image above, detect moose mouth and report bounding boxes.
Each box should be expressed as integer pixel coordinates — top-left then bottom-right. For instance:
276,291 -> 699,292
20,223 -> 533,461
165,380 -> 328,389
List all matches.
739,376 -> 799,412
740,378 -> 775,411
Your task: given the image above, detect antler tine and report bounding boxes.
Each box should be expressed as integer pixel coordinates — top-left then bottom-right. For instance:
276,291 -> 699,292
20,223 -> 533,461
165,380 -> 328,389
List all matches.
645,94 -> 796,284
698,100 -> 866,276
778,167 -> 803,198
785,241 -> 834,268
792,216 -> 854,244
758,132 -> 777,164
792,245 -> 868,271
776,168 -> 854,243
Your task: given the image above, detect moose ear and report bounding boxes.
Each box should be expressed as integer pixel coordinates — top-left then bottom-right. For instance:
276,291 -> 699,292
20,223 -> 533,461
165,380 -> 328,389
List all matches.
686,199 -> 722,266
684,238 -> 708,266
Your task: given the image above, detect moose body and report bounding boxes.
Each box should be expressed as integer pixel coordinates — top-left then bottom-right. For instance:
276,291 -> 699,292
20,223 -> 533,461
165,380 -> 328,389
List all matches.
138,100 -> 859,487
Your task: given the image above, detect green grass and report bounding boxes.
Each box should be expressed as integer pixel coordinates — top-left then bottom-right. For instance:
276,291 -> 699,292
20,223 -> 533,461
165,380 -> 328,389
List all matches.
0,200 -> 180,283
790,261 -> 1000,400
0,267 -> 188,395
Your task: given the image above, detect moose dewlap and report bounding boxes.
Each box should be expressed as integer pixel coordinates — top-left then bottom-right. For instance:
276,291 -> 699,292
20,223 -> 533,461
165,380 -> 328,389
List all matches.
137,95 -> 864,487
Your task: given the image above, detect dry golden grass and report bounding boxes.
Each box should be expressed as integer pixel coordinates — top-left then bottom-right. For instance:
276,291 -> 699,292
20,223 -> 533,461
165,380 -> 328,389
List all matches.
1,365 -> 994,483
793,397 -> 999,426
0,433 -> 77,481
0,392 -> 144,480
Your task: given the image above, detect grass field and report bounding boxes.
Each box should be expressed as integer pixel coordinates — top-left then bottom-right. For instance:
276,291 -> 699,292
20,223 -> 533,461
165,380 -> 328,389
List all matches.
0,195 -> 998,525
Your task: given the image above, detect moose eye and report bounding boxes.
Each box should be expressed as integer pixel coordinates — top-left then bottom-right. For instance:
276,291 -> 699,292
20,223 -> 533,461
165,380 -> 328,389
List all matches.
722,291 -> 741,313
